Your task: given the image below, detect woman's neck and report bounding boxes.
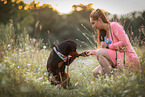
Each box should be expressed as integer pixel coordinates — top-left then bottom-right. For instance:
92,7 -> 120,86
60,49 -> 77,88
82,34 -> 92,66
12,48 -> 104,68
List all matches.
103,23 -> 110,37
103,23 -> 110,31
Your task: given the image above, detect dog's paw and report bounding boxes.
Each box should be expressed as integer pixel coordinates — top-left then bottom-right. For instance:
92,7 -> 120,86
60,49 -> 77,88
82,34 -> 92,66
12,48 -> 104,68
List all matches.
79,51 -> 92,57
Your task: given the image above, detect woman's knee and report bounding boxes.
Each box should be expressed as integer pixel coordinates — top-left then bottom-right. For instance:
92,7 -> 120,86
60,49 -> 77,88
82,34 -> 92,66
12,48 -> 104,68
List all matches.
96,48 -> 107,58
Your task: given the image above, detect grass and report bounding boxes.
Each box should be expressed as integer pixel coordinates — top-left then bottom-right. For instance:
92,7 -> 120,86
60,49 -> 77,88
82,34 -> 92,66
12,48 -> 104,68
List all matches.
0,23 -> 145,97
0,45 -> 145,97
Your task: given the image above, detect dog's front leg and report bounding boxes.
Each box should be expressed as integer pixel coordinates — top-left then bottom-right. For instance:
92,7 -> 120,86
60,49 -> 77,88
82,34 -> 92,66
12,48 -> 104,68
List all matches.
58,62 -> 64,87
67,55 -> 77,66
59,72 -> 63,86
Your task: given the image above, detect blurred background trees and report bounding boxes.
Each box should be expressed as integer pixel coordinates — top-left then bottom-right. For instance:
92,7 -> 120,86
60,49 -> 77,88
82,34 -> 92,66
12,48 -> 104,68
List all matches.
0,0 -> 145,49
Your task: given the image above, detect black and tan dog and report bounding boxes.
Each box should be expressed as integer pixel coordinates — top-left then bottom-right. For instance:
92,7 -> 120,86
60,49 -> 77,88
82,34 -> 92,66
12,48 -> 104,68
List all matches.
47,40 -> 82,88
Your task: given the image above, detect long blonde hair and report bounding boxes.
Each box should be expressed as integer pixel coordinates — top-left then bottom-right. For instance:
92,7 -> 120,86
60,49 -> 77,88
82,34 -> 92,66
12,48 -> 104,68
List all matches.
90,9 -> 110,48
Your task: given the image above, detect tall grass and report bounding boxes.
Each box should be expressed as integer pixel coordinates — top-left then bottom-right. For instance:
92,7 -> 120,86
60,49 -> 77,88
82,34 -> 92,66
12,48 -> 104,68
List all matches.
0,22 -> 145,97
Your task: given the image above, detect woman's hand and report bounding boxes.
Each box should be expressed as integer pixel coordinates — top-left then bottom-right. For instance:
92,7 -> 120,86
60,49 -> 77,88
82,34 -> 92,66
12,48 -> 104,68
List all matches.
101,42 -> 107,48
79,51 -> 92,57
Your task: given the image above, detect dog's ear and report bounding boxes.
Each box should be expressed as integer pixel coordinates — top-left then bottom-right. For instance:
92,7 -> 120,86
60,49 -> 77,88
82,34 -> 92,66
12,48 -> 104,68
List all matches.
58,40 -> 77,55
65,41 -> 77,54
58,40 -> 70,55
69,41 -> 77,52
63,42 -> 71,55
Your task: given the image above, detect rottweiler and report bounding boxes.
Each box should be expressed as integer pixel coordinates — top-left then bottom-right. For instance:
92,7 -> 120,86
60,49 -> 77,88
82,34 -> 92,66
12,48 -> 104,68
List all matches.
46,40 -> 82,88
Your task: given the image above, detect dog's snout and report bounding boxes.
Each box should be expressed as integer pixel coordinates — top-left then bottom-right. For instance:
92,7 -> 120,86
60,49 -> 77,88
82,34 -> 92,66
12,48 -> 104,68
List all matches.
70,51 -> 78,56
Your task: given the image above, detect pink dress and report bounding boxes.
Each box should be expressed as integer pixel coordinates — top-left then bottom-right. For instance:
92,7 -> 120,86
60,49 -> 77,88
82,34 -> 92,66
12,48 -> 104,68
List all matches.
107,22 -> 140,69
93,22 -> 140,70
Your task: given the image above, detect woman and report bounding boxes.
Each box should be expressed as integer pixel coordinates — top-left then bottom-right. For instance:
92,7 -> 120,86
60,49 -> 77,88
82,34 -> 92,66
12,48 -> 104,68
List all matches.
83,9 -> 140,77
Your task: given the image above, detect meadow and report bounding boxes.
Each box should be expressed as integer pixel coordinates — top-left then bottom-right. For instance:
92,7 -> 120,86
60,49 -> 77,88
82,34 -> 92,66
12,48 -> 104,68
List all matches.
0,23 -> 145,97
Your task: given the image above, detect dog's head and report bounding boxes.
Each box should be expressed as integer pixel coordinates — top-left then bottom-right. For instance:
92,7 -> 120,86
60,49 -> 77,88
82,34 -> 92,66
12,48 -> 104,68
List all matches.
57,40 -> 78,56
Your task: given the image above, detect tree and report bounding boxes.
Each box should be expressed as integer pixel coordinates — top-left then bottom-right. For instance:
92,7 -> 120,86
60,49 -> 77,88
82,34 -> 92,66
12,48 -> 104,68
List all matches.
30,4 -> 61,44
0,0 -> 13,24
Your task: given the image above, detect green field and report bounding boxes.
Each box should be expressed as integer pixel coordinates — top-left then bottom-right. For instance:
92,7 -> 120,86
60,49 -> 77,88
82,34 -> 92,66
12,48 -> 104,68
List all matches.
0,23 -> 145,97
0,45 -> 145,97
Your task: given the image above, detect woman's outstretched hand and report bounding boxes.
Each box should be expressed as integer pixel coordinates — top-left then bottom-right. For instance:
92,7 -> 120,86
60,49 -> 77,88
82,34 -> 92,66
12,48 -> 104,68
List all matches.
79,51 -> 92,57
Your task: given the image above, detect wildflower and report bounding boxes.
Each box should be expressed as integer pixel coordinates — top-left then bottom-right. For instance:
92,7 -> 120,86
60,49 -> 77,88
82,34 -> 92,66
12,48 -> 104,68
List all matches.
45,77 -> 47,80
88,90 -> 90,92
124,90 -> 129,93
19,68 -> 21,70
38,77 -> 43,81
42,82 -> 50,84
111,92 -> 114,94
27,64 -> 31,66
111,88 -> 115,91
22,62 -> 26,64
138,84 -> 142,87
104,83 -> 108,87
140,59 -> 142,62
43,46 -> 46,49
110,75 -> 114,78
134,81 -> 136,84
130,93 -> 133,95
117,87 -> 120,90
8,44 -> 10,47
23,70 -> 25,72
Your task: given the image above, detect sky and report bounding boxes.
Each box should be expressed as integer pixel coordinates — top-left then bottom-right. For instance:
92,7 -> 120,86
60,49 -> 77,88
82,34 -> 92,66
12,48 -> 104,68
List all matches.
23,0 -> 145,15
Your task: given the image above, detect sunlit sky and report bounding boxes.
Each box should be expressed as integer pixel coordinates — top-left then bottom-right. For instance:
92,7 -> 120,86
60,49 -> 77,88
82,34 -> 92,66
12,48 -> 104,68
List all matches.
23,0 -> 145,15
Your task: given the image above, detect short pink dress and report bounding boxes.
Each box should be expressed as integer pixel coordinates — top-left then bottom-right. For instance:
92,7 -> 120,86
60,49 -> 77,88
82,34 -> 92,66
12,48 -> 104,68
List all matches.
106,22 -> 140,69
92,22 -> 140,70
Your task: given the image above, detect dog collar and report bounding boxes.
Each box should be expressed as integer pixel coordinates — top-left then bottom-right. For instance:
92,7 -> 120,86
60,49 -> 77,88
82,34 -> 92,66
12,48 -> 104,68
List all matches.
53,47 -> 68,62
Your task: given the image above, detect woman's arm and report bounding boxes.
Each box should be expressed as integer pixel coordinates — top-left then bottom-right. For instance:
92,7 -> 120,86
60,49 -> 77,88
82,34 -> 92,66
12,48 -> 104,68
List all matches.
108,22 -> 128,50
79,50 -> 97,56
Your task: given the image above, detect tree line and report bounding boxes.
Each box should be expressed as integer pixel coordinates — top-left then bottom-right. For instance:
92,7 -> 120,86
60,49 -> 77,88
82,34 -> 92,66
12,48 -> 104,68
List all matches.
0,0 -> 145,48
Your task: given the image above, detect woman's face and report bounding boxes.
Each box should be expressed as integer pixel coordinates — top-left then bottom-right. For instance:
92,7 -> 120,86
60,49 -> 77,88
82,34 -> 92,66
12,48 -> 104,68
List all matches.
90,18 -> 102,30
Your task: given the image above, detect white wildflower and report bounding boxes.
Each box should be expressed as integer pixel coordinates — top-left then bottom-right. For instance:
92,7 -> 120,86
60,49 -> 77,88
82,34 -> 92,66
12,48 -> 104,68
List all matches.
27,64 -> 31,66
43,46 -> 46,49
124,90 -> 129,93
8,44 -> 10,47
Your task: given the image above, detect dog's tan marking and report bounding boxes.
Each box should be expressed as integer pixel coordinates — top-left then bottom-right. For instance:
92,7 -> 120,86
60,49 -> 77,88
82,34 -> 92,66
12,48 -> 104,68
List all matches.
59,72 -> 63,86
58,61 -> 64,68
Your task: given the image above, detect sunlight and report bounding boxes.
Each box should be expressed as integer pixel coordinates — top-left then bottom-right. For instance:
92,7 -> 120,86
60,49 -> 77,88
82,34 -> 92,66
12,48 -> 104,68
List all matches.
22,0 -> 75,14
22,0 -> 145,15
51,3 -> 73,14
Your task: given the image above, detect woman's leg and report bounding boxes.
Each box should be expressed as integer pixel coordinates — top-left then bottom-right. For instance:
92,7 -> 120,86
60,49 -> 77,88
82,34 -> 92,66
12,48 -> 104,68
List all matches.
93,65 -> 103,77
93,48 -> 114,77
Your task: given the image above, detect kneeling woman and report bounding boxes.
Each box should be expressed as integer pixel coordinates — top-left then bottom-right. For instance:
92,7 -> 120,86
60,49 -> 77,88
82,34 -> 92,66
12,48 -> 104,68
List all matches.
83,9 -> 140,77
